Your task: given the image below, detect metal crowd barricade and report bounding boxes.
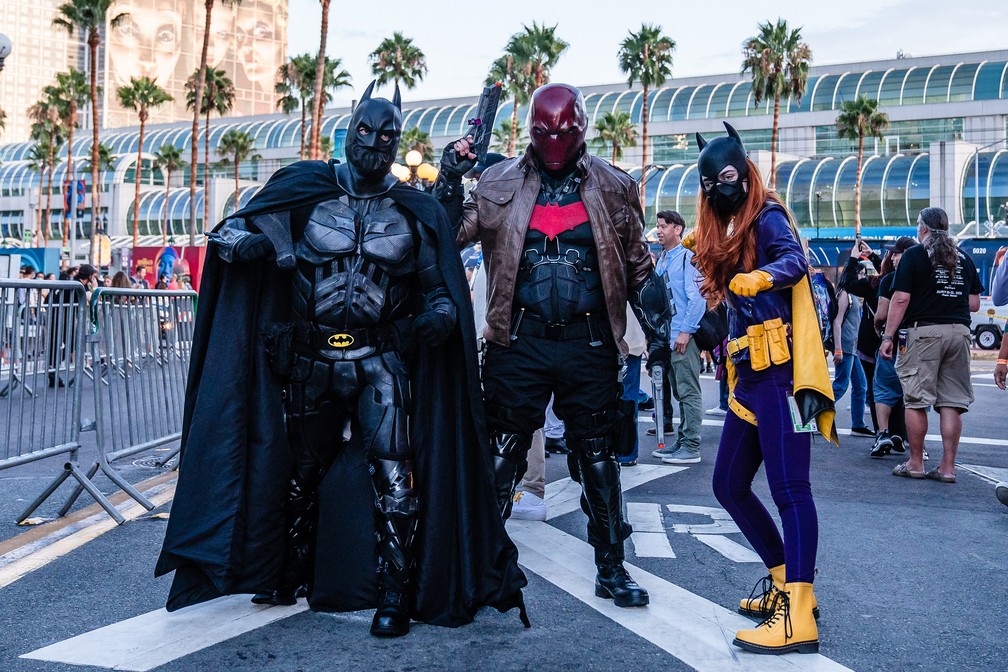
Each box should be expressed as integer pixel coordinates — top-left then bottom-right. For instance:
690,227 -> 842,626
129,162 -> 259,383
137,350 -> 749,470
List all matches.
0,279 -> 126,523
59,287 -> 196,518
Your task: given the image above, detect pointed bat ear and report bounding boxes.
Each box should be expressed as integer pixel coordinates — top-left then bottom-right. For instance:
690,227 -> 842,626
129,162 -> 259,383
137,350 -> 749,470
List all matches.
695,132 -> 707,150
392,83 -> 401,111
361,80 -> 377,101
724,121 -> 742,143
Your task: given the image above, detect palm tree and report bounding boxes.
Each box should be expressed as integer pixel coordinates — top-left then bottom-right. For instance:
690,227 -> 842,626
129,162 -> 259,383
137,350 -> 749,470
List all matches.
742,18 -> 812,190
513,22 -> 568,90
153,144 -> 185,246
188,0 -> 241,246
83,141 -> 115,241
492,118 -> 526,154
399,127 -> 434,162
307,0 -> 332,160
216,129 -> 261,215
593,111 -> 638,164
28,138 -> 62,244
278,53 -> 351,160
318,136 -> 334,161
186,67 -> 235,230
52,0 -> 128,261
369,32 -> 428,91
28,99 -> 65,245
618,24 -> 675,208
45,68 -> 90,252
0,108 -> 6,133
836,96 -> 890,236
117,76 -> 172,247
486,47 -> 533,158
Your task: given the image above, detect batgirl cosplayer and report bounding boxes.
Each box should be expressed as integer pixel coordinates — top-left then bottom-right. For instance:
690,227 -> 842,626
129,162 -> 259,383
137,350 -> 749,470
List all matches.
688,123 -> 837,655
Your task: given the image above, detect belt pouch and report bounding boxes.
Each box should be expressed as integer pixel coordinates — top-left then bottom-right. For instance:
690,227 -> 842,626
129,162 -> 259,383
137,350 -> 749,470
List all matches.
746,322 -> 770,371
765,318 -> 791,365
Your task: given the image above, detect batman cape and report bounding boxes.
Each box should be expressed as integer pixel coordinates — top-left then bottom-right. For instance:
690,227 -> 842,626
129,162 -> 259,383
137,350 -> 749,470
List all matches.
155,159 -> 528,627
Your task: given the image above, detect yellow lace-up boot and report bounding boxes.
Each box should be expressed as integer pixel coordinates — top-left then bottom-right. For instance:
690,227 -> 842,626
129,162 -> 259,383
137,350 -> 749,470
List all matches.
733,582 -> 819,655
739,565 -> 819,619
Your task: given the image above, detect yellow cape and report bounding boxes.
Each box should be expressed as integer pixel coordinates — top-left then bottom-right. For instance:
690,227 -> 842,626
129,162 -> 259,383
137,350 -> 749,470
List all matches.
682,218 -> 838,445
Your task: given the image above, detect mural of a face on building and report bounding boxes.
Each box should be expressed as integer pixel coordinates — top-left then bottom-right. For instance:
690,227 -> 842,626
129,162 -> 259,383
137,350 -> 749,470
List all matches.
234,0 -> 287,95
108,0 -> 188,87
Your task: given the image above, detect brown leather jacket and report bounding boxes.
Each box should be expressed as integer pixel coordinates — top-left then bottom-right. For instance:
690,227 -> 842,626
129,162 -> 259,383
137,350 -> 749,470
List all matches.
457,148 -> 653,354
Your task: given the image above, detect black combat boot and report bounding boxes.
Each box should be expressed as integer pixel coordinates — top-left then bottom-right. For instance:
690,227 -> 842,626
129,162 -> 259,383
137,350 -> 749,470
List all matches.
252,478 -> 316,606
369,457 -> 420,637
594,543 -> 649,607
490,431 -> 532,519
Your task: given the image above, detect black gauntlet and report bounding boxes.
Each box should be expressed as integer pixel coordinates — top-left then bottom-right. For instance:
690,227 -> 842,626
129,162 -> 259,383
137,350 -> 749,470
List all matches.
208,218 -> 273,263
630,271 -> 673,373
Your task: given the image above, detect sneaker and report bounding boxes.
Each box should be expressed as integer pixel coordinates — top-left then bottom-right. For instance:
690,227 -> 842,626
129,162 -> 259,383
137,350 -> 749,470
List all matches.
510,491 -> 547,521
651,446 -> 678,459
870,431 -> 893,458
619,459 -> 638,467
996,482 -> 1008,507
890,435 -> 905,454
638,398 -> 655,411
851,426 -> 875,437
705,406 -> 727,416
923,447 -> 929,461
661,447 -> 701,464
645,424 -> 674,436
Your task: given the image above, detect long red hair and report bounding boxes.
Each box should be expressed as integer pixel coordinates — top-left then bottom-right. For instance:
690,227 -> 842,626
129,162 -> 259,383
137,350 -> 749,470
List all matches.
693,158 -> 785,306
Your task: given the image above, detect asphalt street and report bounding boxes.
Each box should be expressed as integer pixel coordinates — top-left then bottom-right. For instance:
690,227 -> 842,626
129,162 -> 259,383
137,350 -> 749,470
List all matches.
0,360 -> 1006,672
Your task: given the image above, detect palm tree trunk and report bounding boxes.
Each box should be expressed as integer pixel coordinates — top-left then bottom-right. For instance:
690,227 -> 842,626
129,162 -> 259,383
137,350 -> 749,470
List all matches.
234,159 -> 240,215
163,167 -> 170,247
640,82 -> 649,209
64,123 -> 74,254
535,65 -> 543,89
88,32 -> 100,264
133,113 -> 147,248
309,0 -> 331,160
509,97 -> 518,158
44,133 -> 54,246
770,94 -> 781,190
855,133 -> 864,237
204,107 -> 211,228
300,100 -> 307,160
190,0 -> 215,247
612,143 -> 618,164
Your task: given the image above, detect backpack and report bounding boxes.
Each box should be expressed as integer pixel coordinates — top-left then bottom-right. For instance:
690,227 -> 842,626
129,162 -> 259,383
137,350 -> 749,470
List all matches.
810,272 -> 838,350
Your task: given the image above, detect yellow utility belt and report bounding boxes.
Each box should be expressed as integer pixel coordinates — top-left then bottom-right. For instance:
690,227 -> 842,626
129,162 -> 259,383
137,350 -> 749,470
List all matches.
725,318 -> 792,371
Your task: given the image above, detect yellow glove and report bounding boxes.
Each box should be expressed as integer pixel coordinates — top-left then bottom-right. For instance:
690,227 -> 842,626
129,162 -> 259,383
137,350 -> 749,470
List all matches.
728,270 -> 773,298
681,230 -> 697,252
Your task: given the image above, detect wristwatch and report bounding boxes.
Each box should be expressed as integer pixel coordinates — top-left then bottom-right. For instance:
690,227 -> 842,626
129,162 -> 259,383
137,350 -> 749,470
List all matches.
881,335 -> 893,342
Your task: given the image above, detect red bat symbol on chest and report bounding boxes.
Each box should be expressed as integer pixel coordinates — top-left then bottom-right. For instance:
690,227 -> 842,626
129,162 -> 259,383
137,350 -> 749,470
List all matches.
528,202 -> 589,240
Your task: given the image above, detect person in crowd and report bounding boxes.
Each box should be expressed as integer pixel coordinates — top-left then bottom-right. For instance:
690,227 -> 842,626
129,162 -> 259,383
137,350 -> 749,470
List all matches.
989,250 -> 1008,506
437,82 -> 672,609
870,238 -> 915,457
839,241 -> 884,434
619,306 -> 648,467
111,271 -> 132,289
654,210 -> 704,464
543,399 -> 568,456
690,122 -> 835,655
831,260 -> 872,437
880,208 -> 981,483
133,264 -> 150,289
706,336 -> 730,416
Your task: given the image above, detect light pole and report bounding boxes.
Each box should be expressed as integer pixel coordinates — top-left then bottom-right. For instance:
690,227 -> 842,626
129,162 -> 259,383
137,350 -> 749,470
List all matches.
814,190 -> 822,241
0,33 -> 11,72
404,150 -> 423,188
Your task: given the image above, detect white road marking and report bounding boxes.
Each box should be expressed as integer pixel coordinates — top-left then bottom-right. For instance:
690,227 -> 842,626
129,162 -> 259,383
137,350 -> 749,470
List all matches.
508,520 -> 851,672
22,595 -> 308,672
0,482 -> 176,591
693,535 -> 762,563
627,503 -> 675,558
958,463 -> 1008,484
543,463 -> 684,521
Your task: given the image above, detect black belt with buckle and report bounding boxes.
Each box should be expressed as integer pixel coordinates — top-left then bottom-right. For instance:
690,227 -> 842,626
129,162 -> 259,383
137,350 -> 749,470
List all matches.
511,309 -> 608,345
296,324 -> 395,352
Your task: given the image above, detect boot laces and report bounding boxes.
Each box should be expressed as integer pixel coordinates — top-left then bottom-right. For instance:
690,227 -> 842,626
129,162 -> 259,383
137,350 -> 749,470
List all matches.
757,589 -> 793,640
746,573 -> 775,610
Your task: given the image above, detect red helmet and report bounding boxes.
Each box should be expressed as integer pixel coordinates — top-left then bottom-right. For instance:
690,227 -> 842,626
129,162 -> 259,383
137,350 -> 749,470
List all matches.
529,83 -> 587,173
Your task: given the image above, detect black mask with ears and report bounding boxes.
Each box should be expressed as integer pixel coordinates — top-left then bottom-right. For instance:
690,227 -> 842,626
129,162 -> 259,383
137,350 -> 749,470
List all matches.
696,121 -> 750,221
342,80 -> 402,185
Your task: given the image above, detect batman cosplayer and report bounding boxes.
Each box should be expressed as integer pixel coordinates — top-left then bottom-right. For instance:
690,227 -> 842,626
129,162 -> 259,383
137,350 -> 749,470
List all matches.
155,81 -> 527,638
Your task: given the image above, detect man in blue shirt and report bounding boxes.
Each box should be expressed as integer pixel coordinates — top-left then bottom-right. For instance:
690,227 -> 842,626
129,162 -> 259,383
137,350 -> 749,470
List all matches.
654,211 -> 706,463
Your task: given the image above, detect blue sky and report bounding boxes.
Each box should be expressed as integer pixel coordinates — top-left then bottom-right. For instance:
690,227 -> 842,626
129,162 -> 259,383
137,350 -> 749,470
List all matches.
287,0 -> 1006,107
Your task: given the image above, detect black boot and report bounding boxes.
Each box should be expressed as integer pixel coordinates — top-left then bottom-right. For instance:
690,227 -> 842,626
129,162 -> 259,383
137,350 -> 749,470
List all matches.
490,431 -> 532,519
369,457 -> 419,637
252,478 -> 316,606
594,544 -> 649,607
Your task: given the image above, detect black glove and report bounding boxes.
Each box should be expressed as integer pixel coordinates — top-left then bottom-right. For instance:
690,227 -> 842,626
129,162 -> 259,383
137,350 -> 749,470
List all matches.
439,140 -> 477,181
235,232 -> 274,262
646,343 -> 671,375
414,310 -> 454,347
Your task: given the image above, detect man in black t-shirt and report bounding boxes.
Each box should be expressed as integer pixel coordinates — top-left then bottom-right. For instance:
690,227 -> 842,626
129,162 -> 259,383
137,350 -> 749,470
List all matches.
879,208 -> 982,483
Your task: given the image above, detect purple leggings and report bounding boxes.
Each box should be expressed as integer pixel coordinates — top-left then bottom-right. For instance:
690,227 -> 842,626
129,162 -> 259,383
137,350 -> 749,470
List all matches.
712,361 -> 818,583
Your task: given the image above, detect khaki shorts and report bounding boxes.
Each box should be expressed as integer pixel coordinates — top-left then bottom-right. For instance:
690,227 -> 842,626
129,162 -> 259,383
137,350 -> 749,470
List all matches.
895,323 -> 974,411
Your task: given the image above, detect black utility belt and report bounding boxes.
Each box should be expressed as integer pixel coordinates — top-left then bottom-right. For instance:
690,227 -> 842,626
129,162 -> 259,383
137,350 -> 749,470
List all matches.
296,325 -> 395,351
510,308 -> 609,345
